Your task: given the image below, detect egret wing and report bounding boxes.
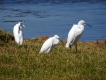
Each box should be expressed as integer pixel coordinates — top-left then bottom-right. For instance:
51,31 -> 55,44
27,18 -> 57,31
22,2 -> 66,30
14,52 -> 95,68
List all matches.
39,37 -> 53,53
13,24 -> 20,44
67,25 -> 78,46
70,24 -> 83,45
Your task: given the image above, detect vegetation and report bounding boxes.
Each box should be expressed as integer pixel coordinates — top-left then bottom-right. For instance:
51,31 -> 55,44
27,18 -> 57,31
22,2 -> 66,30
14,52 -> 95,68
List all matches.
0,29 -> 106,80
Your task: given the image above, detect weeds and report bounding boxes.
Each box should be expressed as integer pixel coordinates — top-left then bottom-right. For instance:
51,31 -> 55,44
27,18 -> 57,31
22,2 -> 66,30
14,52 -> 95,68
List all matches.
0,30 -> 106,80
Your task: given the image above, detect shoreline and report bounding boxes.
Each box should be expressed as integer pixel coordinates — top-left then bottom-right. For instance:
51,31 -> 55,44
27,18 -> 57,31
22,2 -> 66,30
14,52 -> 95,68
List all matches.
0,29 -> 106,43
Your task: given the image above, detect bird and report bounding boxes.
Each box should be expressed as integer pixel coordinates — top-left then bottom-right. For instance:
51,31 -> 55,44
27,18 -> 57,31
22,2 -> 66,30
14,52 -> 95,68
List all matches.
13,22 -> 25,45
66,20 -> 92,52
39,35 -> 63,53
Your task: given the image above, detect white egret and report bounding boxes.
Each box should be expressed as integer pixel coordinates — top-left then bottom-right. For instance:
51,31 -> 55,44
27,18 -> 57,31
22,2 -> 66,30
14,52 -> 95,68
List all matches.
39,35 -> 63,53
66,20 -> 92,52
13,22 -> 25,45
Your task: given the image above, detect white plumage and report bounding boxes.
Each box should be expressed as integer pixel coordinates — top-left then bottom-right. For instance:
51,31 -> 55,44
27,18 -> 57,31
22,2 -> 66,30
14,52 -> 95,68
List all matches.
39,35 -> 63,53
13,22 -> 25,45
66,20 -> 91,52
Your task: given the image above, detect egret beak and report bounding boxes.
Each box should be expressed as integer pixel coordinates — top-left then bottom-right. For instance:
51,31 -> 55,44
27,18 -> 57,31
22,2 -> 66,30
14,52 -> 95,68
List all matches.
20,22 -> 25,28
85,23 -> 92,27
22,25 -> 25,28
58,38 -> 64,45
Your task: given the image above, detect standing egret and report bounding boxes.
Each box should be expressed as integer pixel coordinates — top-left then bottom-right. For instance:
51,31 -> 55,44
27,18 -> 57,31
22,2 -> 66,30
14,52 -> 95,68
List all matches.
66,20 -> 92,52
13,22 -> 25,45
39,35 -> 63,53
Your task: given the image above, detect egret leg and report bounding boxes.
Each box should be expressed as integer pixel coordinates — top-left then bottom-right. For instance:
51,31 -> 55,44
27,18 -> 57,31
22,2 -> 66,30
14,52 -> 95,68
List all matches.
69,45 -> 71,51
75,43 -> 77,53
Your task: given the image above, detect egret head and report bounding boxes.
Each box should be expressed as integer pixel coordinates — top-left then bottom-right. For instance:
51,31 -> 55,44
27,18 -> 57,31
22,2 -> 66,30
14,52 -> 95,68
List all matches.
18,22 -> 25,33
78,20 -> 92,27
54,35 -> 59,39
19,22 -> 25,29
54,35 -> 64,45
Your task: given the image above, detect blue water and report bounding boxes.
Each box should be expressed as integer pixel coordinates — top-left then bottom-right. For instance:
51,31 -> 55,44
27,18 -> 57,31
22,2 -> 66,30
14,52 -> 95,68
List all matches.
0,0 -> 106,41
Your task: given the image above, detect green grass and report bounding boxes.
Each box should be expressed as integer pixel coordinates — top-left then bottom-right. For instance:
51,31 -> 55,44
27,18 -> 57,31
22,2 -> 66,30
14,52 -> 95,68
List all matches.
0,29 -> 106,80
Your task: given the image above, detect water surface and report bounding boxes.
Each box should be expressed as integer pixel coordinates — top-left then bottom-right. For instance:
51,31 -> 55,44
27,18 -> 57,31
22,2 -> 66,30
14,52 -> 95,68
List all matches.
0,0 -> 106,41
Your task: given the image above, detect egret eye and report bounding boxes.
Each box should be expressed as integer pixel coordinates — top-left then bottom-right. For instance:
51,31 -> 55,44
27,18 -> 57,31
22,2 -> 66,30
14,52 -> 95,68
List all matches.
83,22 -> 86,25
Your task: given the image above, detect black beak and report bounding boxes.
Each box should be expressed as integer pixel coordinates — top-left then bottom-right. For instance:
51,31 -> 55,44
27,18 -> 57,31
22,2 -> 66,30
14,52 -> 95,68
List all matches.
85,23 -> 92,27
58,38 -> 64,45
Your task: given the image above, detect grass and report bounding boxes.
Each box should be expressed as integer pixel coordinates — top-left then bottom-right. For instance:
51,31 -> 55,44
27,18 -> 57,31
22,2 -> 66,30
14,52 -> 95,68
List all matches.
0,29 -> 106,80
